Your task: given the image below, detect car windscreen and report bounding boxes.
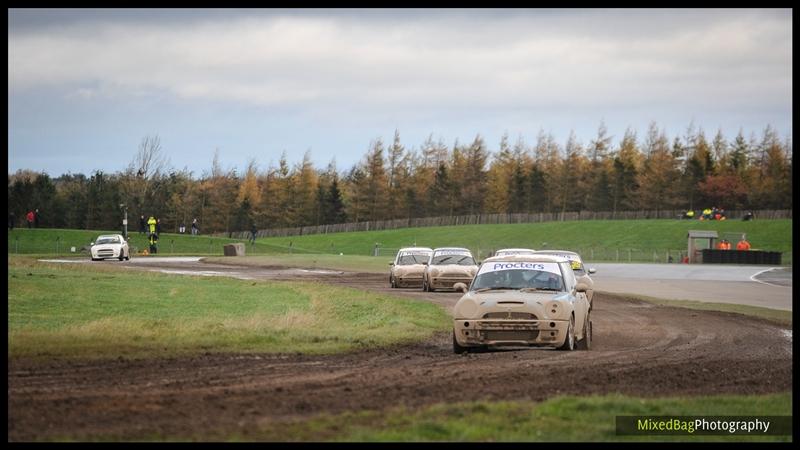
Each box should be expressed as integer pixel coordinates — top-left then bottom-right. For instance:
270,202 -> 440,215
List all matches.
95,237 -> 120,245
397,254 -> 429,265
471,262 -> 564,291
431,254 -> 475,266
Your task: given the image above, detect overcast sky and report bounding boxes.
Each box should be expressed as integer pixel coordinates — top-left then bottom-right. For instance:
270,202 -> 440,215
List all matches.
8,8 -> 792,177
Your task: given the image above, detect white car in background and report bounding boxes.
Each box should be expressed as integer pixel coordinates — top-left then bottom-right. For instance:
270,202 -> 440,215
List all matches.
422,247 -> 479,292
90,234 -> 130,261
493,248 -> 537,257
389,247 -> 433,288
533,250 -> 595,309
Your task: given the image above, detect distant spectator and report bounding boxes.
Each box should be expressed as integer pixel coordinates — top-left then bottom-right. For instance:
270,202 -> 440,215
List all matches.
250,223 -> 258,244
701,207 -> 712,221
26,210 -> 34,229
191,218 -> 199,235
683,209 -> 695,220
716,239 -> 731,250
139,215 -> 146,234
8,211 -> 15,230
156,218 -> 162,235
743,211 -> 754,221
736,236 -> 751,251
179,222 -> 186,234
147,216 -> 157,237
34,209 -> 40,228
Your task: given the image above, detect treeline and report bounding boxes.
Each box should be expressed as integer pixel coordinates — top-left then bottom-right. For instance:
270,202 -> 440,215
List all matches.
8,123 -> 792,234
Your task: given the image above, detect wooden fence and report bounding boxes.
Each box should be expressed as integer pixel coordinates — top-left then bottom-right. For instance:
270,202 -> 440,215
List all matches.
217,209 -> 792,240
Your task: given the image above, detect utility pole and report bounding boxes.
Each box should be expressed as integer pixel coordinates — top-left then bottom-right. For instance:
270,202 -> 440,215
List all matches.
120,203 -> 128,239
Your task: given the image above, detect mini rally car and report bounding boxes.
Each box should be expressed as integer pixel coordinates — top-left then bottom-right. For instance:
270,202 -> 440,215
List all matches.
422,247 -> 479,292
389,247 -> 433,288
452,254 -> 592,353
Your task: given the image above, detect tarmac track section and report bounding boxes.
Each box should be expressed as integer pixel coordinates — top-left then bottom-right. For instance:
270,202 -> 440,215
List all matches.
9,257 -> 792,441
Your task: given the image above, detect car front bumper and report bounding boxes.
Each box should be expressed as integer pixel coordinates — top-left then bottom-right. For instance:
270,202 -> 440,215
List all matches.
430,276 -> 473,289
454,319 -> 569,347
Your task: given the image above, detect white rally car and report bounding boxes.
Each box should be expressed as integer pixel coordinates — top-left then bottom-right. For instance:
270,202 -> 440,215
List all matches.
90,234 -> 131,261
389,247 -> 433,288
422,247 -> 479,292
452,254 -> 592,353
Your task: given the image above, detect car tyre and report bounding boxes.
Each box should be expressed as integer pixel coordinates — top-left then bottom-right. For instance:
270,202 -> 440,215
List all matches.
577,312 -> 592,350
125,251 -> 131,261
390,275 -> 397,288
558,315 -> 576,351
91,258 -> 100,261
453,330 -> 469,354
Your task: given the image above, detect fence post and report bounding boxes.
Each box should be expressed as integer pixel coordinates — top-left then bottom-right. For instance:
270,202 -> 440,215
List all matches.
15,236 -> 19,254
590,248 -> 594,260
653,250 -> 657,263
171,239 -> 174,254
616,249 -> 619,261
289,241 -> 293,254
209,239 -> 213,254
56,236 -> 60,255
628,249 -> 632,262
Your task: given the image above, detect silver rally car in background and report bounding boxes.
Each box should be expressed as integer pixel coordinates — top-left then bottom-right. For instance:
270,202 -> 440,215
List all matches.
389,247 -> 433,288
532,250 -> 596,310
452,254 -> 592,353
422,247 -> 479,292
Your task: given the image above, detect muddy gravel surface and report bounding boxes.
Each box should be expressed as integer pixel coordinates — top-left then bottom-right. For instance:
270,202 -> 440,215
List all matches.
8,259 -> 793,441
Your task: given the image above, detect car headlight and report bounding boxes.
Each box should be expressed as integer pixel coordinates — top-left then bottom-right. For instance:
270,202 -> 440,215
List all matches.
454,297 -> 478,318
546,301 -> 565,319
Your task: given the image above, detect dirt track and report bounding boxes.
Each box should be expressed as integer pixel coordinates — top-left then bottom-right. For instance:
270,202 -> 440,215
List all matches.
8,260 -> 793,441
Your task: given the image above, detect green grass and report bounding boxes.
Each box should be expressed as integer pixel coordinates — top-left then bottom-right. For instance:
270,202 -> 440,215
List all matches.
254,219 -> 793,263
611,293 -> 793,327
9,219 -> 792,265
7,258 -> 450,359
184,393 -> 792,442
5,227 -> 286,256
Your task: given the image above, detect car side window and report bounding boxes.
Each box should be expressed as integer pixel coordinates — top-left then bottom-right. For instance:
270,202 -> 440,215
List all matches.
560,262 -> 577,292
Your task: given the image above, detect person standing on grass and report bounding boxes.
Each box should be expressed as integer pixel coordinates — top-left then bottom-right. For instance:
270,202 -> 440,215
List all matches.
34,209 -> 40,228
26,210 -> 34,228
191,218 -> 199,236
8,211 -> 15,230
736,235 -> 751,251
139,215 -> 146,234
250,223 -> 258,244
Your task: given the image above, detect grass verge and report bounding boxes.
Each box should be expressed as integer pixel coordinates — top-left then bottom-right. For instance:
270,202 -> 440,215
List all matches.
148,393 -> 792,442
8,258 -> 450,360
608,292 -> 792,327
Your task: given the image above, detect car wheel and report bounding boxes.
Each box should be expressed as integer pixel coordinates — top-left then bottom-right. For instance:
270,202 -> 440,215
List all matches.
125,251 -> 130,261
577,312 -> 592,350
558,315 -> 576,351
453,330 -> 469,354
422,277 -> 429,292
119,252 -> 125,261
390,275 -> 396,288
91,258 -> 100,261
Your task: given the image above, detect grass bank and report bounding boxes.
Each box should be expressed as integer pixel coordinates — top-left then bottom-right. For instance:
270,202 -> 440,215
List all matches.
255,219 -> 792,263
8,258 -> 450,360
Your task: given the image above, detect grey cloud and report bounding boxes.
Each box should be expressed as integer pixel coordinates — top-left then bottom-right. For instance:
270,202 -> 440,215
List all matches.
9,10 -> 791,115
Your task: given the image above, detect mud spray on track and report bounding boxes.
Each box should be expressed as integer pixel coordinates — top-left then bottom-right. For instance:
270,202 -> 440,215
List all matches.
8,258 -> 793,441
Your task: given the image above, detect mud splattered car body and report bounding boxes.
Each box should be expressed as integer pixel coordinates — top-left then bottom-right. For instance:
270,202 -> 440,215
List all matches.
389,247 -> 433,288
452,254 -> 591,353
422,247 -> 478,292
